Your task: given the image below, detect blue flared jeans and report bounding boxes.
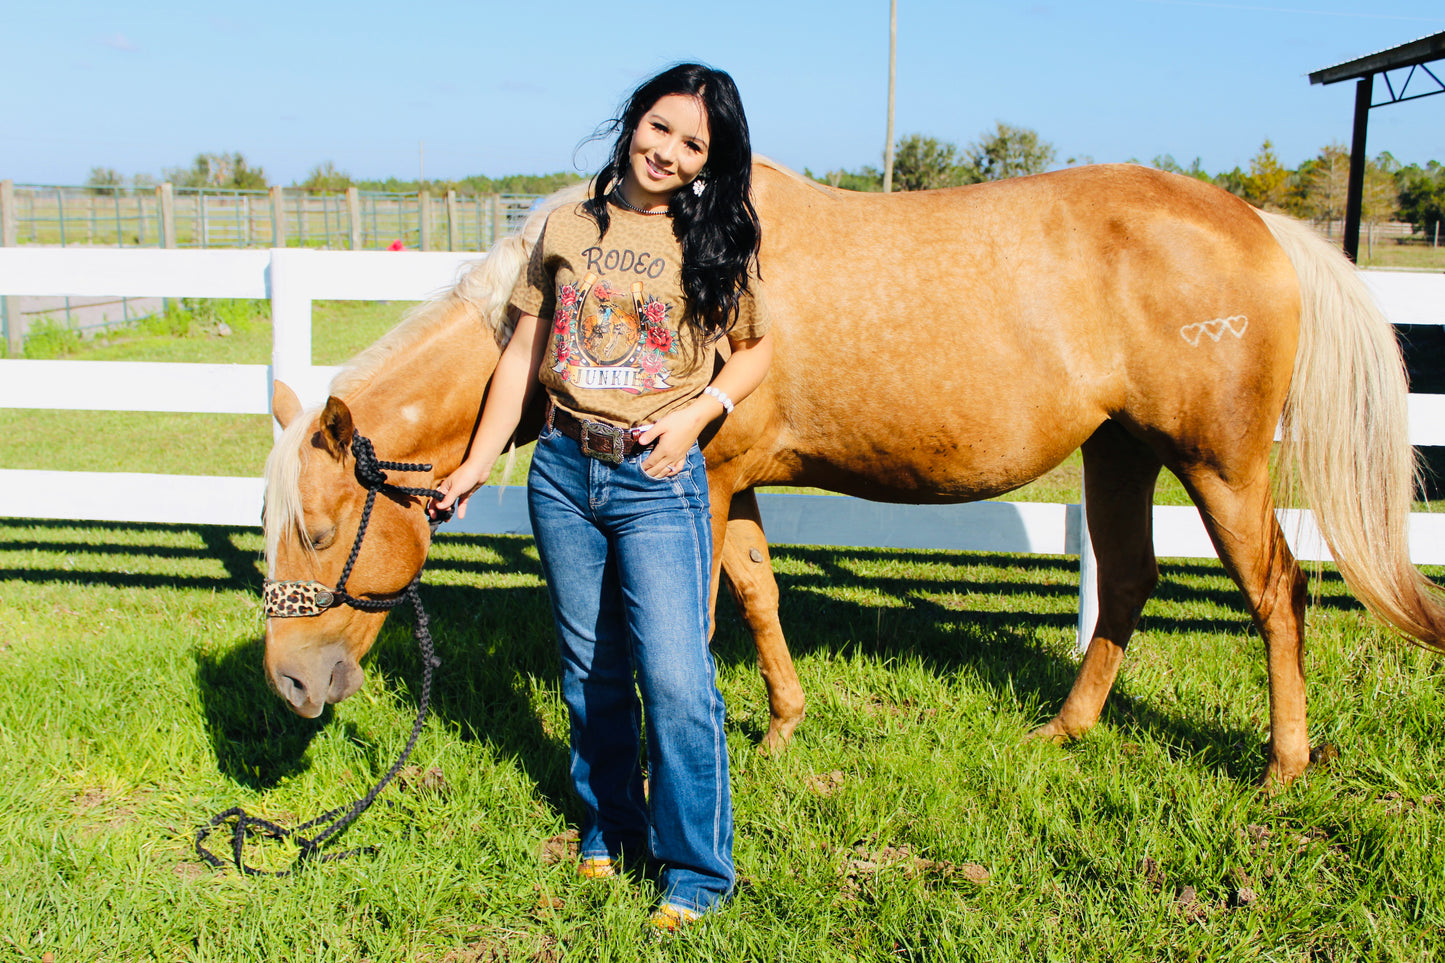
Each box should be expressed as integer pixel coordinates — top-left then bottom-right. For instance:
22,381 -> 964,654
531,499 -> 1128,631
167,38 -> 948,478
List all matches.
527,424 -> 734,914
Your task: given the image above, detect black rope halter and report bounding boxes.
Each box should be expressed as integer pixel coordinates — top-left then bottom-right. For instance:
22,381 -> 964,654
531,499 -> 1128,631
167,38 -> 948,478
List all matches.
196,431 -> 451,876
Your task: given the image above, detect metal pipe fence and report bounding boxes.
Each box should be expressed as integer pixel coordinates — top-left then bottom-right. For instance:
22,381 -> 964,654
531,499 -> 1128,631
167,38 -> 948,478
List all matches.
6,181 -> 1436,254
0,183 -> 543,252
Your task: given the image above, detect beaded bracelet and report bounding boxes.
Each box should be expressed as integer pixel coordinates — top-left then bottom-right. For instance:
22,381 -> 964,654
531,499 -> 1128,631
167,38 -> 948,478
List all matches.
703,385 -> 735,414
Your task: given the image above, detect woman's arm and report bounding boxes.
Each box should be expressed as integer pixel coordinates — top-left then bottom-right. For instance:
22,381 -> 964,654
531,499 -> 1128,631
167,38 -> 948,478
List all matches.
430,311 -> 550,518
636,330 -> 774,478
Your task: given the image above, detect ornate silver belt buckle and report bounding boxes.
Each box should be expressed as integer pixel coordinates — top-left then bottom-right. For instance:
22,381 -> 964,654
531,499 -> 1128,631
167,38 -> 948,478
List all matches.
579,420 -> 625,464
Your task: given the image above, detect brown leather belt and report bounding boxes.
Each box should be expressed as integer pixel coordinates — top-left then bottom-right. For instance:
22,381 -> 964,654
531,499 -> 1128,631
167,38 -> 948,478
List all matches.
547,405 -> 653,465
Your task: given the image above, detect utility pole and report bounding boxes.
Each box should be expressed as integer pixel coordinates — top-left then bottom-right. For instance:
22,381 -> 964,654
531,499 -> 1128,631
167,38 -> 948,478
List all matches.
883,0 -> 897,193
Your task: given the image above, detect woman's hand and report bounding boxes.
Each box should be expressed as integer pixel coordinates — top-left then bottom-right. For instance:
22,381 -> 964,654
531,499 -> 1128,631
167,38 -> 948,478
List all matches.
429,459 -> 491,520
635,331 -> 774,479
636,405 -> 710,479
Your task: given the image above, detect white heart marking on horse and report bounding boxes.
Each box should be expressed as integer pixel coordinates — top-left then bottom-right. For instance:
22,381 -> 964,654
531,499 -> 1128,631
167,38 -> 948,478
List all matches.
1180,315 -> 1247,347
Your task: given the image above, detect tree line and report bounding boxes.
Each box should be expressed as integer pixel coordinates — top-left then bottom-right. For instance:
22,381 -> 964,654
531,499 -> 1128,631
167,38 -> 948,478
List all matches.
812,124 -> 1445,239
85,153 -> 583,198
86,131 -> 1445,238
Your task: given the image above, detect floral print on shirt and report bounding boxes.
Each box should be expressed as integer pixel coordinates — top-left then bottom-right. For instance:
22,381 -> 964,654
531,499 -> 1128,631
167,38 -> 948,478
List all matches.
551,274 -> 679,393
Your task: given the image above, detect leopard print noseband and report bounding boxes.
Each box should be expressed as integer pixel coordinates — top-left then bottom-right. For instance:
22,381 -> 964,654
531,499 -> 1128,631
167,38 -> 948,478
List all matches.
263,579 -> 338,618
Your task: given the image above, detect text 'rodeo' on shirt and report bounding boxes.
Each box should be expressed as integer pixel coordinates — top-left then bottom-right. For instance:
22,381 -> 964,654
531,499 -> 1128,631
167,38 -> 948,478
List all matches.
582,245 -> 669,279
551,272 -> 679,394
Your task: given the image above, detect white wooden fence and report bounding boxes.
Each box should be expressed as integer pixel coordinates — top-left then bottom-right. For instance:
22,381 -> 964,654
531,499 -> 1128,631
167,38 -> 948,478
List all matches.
1,248 -> 1442,647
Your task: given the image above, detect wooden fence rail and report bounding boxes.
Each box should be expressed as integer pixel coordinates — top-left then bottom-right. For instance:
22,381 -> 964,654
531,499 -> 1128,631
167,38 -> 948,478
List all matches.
0,247 -> 1441,649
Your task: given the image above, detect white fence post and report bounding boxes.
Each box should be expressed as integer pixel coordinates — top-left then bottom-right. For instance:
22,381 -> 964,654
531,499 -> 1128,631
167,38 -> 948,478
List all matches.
268,247 -> 312,429
445,190 -> 458,252
157,183 -> 176,249
0,180 -> 15,249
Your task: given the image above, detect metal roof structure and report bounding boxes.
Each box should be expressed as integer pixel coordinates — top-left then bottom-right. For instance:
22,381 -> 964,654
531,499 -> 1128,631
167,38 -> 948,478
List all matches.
1309,31 -> 1445,262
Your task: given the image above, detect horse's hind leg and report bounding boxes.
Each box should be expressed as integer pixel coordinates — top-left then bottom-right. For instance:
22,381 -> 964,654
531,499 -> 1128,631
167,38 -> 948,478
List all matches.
1175,463 -> 1310,787
1032,422 -> 1162,743
720,488 -> 804,750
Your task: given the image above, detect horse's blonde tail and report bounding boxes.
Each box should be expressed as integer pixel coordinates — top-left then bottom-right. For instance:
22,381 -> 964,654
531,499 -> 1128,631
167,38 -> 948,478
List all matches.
1260,209 -> 1445,648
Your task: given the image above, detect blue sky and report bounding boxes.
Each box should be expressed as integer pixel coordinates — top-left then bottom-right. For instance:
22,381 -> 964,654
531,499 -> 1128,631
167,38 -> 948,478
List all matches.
4,1 -> 1444,186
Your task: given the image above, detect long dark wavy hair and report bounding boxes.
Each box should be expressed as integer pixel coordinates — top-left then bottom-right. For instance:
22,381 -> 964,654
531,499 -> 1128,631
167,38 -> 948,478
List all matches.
585,63 -> 761,338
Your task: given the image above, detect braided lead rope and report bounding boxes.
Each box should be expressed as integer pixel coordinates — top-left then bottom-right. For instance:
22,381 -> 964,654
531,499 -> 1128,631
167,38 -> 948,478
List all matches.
195,580 -> 440,876
349,433 -> 439,498
307,582 -> 438,852
332,486 -> 379,601
334,433 -> 448,602
197,432 -> 449,876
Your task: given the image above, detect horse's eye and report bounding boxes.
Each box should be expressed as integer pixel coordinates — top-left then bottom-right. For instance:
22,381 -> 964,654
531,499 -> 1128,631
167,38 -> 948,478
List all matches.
308,527 -> 337,549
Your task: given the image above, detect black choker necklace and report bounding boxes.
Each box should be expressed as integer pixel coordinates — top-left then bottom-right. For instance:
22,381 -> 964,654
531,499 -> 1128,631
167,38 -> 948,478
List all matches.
611,190 -> 670,216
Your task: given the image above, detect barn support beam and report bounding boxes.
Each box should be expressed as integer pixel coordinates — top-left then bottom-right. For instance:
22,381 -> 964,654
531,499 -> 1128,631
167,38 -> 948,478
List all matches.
1342,76 -> 1371,264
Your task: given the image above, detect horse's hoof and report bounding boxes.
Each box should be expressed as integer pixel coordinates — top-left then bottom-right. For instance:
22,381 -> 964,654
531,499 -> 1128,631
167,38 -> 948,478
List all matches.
1024,719 -> 1072,745
757,718 -> 800,756
1257,753 -> 1311,793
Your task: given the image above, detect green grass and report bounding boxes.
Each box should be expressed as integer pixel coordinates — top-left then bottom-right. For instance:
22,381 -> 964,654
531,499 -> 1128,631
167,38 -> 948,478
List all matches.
1358,240 -> 1445,272
1,517 -> 1443,961
4,302 -> 1445,958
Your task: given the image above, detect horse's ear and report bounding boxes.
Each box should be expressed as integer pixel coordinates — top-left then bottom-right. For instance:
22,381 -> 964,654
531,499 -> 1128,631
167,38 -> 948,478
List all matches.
319,396 -> 354,459
272,380 -> 302,429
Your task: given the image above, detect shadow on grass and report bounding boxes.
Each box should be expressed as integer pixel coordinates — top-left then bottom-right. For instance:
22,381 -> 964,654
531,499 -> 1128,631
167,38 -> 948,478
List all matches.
0,519 -> 573,818
0,518 -> 263,593
0,521 -> 339,795
183,530 -> 576,814
361,546 -> 578,818
710,545 -> 1381,783
397,541 -> 1318,784
193,634 -> 328,790
0,518 -> 1382,792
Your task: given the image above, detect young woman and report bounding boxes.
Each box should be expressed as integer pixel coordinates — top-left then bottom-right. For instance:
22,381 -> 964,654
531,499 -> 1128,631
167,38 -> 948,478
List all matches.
429,63 -> 772,928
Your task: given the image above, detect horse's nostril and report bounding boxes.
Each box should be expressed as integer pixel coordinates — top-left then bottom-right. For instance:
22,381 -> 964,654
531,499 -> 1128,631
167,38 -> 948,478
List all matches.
281,674 -> 308,708
328,659 -> 363,699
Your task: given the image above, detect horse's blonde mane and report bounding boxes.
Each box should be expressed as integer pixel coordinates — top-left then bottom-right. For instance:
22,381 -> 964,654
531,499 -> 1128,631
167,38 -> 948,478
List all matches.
330,183 -> 590,398
263,414 -> 317,575
262,182 -> 589,572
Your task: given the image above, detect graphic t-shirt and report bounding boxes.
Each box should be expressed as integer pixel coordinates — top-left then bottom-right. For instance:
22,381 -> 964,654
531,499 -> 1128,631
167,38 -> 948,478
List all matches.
509,201 -> 769,428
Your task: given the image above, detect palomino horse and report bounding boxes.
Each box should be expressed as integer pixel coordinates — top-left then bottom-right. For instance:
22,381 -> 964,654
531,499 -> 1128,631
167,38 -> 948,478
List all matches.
263,160 -> 1444,787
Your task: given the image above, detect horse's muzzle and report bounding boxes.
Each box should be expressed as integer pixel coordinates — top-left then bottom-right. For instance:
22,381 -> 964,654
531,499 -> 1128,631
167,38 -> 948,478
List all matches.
266,641 -> 363,717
